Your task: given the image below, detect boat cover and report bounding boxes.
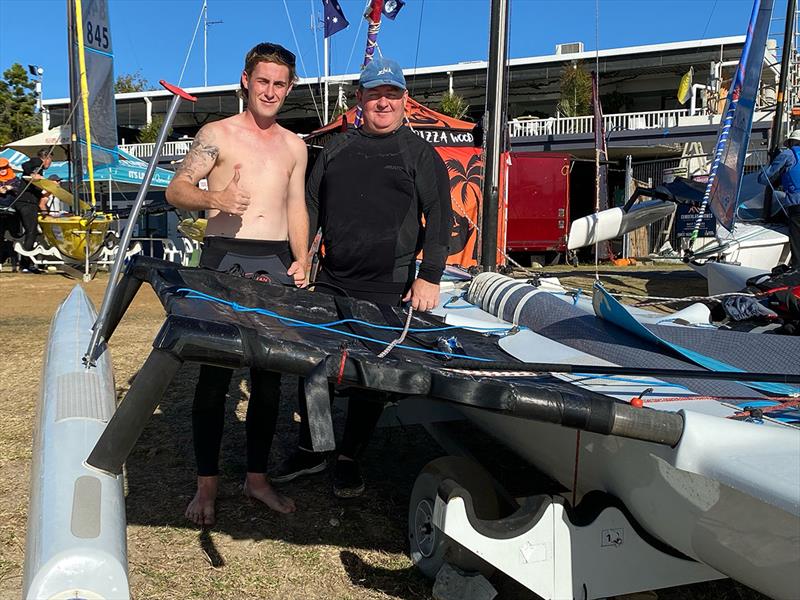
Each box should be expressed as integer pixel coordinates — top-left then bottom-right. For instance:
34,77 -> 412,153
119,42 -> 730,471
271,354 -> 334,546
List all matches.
87,256 -> 705,477
466,275 -> 800,423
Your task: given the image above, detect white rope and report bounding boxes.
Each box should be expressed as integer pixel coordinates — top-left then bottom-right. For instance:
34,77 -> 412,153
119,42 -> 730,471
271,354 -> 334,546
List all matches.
177,0 -> 205,86
377,306 -> 414,358
282,0 -> 324,126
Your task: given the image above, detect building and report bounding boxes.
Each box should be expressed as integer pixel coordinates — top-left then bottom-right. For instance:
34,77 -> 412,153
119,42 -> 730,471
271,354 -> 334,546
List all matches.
39,34 -> 789,258
40,34 -> 784,165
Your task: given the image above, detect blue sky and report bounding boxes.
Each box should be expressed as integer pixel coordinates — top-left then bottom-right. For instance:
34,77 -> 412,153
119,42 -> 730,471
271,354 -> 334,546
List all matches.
0,0 -> 786,101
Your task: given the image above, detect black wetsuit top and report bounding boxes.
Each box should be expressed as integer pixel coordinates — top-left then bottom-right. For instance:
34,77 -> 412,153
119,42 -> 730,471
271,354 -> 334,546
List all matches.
306,126 -> 452,294
17,158 -> 47,206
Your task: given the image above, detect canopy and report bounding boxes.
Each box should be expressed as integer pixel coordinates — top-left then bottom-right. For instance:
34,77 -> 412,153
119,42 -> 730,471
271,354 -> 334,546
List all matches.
5,125 -> 72,161
0,146 -> 173,189
306,98 -> 504,268
43,158 -> 174,189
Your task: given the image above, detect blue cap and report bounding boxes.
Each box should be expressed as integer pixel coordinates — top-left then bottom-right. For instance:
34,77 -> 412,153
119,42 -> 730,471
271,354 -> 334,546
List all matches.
359,57 -> 406,90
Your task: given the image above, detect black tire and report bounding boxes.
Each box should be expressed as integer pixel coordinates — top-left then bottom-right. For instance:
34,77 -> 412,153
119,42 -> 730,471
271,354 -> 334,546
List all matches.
408,457 -> 501,579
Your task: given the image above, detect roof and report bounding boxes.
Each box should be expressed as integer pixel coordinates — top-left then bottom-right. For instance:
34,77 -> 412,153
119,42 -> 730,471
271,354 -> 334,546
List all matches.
42,35 -> 752,107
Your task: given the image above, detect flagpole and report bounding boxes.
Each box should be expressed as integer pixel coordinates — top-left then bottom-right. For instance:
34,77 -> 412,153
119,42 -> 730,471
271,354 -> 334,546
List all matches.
354,0 -> 384,128
324,35 -> 330,123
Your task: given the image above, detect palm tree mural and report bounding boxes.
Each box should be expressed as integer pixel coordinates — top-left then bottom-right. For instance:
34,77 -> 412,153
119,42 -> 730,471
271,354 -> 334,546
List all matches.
445,153 -> 483,255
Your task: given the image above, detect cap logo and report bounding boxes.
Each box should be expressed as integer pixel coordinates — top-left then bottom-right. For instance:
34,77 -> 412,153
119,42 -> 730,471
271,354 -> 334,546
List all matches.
377,67 -> 393,76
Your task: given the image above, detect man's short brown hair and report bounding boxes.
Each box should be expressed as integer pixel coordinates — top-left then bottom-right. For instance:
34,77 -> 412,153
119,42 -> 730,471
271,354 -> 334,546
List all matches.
240,42 -> 298,100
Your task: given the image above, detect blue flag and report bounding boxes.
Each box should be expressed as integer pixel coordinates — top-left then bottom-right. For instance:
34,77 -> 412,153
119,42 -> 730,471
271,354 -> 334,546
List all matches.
323,0 -> 349,38
383,0 -> 405,20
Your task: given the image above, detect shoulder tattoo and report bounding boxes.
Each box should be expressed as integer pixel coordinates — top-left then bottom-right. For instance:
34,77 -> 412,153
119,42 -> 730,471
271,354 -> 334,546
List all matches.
175,128 -> 220,182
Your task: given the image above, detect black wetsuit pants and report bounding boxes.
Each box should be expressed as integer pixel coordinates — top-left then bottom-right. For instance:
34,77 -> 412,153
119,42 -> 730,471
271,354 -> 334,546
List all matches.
789,205 -> 800,268
297,271 -> 403,460
192,237 -> 292,477
15,202 -> 38,270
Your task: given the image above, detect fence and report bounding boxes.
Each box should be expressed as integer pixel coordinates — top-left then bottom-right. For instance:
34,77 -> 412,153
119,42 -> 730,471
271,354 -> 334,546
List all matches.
509,109 -> 689,138
629,149 -> 770,255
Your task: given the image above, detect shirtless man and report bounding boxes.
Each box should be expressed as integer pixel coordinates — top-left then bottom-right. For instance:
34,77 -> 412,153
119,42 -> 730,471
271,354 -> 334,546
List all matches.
166,42 -> 308,525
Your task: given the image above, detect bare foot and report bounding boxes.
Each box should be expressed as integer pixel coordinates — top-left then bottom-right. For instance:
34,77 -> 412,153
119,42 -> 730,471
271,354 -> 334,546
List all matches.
186,476 -> 218,526
243,473 -> 296,514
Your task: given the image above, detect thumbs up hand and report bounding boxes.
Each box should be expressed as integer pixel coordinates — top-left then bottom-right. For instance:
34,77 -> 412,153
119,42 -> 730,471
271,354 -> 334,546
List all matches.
213,165 -> 251,216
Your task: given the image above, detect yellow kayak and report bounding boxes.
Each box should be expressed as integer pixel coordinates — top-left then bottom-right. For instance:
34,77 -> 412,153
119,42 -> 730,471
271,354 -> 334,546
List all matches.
39,213 -> 114,262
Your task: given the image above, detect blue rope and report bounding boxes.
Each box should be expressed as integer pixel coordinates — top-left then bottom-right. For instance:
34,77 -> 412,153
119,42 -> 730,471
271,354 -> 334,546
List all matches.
176,288 -> 495,362
442,293 -> 474,309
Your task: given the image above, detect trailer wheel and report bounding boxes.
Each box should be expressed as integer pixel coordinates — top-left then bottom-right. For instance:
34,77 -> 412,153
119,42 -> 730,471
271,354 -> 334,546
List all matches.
408,457 -> 499,579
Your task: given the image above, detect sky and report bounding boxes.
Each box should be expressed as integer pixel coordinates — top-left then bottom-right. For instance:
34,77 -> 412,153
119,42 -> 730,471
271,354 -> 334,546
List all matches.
0,0 -> 788,101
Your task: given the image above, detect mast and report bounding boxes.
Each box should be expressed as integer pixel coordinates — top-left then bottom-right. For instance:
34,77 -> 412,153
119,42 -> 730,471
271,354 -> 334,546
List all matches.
764,0 -> 797,218
479,0 -> 510,271
769,0 -> 796,154
67,0 -> 82,211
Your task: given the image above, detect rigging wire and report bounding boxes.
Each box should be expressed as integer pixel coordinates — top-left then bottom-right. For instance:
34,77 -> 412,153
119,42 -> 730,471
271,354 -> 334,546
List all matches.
345,0 -> 371,72
311,0 -> 324,106
409,0 -> 427,94
593,0 -> 601,282
282,0 -> 324,126
177,0 -> 206,86
699,0 -> 720,43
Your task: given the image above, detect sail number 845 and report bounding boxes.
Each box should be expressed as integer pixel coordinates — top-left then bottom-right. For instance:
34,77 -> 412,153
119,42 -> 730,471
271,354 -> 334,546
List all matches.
86,21 -> 109,50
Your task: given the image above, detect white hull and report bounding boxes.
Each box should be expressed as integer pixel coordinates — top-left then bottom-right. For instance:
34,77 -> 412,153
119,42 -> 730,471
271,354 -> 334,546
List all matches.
437,275 -> 800,598
691,222 -> 790,293
458,406 -> 799,600
23,286 -> 129,599
710,221 -> 789,269
694,261 -> 771,295
568,201 -> 676,250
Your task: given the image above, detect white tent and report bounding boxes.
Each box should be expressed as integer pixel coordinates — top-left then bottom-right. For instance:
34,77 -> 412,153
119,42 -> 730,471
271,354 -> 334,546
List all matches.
5,125 -> 72,161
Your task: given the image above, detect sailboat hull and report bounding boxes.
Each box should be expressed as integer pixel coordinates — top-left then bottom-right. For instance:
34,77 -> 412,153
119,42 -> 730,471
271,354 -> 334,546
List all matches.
23,286 -> 129,599
567,201 -> 676,250
457,406 -> 800,600
436,272 -> 800,598
39,214 -> 113,262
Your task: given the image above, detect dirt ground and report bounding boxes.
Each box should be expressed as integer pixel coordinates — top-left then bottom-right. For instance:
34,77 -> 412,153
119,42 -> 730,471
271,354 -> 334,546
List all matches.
0,264 -> 765,599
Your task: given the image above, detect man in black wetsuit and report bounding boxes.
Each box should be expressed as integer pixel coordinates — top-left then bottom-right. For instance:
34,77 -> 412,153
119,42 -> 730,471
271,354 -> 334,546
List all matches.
16,149 -> 53,273
273,57 -> 452,497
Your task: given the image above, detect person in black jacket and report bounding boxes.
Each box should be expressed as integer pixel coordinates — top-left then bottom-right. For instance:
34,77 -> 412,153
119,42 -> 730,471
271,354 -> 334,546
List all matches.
15,149 -> 53,273
273,57 -> 452,498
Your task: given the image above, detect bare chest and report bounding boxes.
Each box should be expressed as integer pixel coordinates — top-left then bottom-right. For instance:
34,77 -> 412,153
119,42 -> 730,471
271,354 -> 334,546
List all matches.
209,133 -> 294,192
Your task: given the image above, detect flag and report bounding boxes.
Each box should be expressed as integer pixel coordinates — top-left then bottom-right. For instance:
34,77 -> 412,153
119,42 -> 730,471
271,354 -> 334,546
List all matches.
323,0 -> 349,38
677,66 -> 694,105
383,0 -> 405,20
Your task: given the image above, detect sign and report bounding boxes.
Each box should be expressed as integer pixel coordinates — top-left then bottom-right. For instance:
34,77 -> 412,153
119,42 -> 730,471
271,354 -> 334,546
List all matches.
675,203 -> 716,237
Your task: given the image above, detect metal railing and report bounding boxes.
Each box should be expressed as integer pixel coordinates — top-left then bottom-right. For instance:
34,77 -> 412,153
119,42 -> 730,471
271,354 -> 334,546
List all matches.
119,140 -> 193,159
508,108 -> 690,138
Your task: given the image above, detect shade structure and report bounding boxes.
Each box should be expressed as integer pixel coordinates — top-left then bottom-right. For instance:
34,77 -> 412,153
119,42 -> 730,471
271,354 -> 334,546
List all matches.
5,125 -> 72,161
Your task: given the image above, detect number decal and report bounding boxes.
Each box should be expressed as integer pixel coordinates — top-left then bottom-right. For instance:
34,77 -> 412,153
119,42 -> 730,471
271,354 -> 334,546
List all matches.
84,21 -> 109,49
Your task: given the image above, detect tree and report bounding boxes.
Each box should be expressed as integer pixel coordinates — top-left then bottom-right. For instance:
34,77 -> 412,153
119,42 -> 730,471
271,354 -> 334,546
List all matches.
138,114 -> 167,143
115,70 -> 154,93
0,63 -> 40,145
558,62 -> 592,117
439,92 -> 469,120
